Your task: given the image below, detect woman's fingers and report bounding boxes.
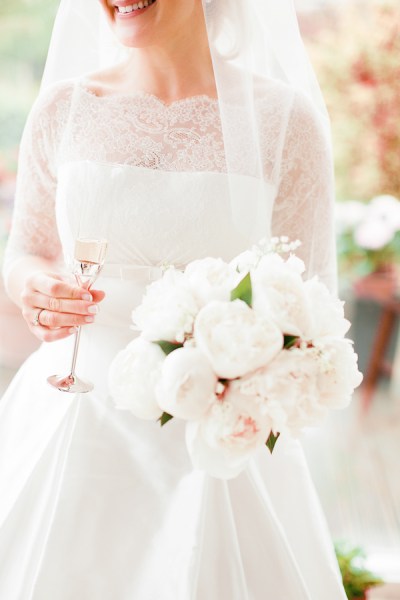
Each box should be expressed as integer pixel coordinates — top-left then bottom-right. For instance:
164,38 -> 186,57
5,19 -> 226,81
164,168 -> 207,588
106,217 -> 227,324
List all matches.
90,289 -> 106,303
33,325 -> 77,344
27,293 -> 102,316
31,271 -> 91,300
21,271 -> 106,342
34,308 -> 95,329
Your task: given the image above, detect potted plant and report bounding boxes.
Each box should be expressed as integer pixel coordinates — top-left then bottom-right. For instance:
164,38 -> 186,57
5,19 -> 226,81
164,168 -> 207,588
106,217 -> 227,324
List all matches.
335,543 -> 384,600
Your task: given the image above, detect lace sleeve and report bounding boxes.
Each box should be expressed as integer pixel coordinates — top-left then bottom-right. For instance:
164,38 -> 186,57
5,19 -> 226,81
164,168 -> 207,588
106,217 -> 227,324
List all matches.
272,91 -> 337,294
2,81 -> 73,284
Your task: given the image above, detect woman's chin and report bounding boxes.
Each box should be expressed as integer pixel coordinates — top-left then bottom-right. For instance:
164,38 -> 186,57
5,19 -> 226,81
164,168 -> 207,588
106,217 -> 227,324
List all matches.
110,1 -> 159,47
114,28 -> 153,49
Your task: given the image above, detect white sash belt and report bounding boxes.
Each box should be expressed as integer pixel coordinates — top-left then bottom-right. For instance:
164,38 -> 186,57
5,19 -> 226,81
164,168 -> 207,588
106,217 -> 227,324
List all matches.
99,263 -> 166,282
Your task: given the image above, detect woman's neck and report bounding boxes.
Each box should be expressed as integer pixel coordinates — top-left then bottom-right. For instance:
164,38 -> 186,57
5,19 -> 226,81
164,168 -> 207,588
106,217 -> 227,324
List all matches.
124,42 -> 215,102
111,13 -> 216,103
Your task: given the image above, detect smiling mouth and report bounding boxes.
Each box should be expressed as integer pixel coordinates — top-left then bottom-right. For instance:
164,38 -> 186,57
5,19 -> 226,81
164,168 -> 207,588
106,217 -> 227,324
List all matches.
110,0 -> 157,14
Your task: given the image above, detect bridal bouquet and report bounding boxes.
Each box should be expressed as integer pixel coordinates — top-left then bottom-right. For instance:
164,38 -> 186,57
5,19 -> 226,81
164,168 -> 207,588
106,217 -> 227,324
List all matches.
108,238 -> 362,479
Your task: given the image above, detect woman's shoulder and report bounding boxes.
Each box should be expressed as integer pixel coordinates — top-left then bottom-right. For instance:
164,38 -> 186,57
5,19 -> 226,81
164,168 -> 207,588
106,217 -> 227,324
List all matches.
77,66 -> 124,97
20,79 -> 79,154
28,79 -> 77,124
254,76 -> 315,114
254,76 -> 294,100
255,77 -> 329,137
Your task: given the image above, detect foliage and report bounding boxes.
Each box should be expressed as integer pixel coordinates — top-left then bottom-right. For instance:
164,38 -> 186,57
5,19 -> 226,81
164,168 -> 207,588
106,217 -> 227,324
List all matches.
154,341 -> 184,356
158,412 -> 173,427
335,543 -> 383,599
310,1 -> 400,201
230,272 -> 252,307
265,431 -> 280,453
0,0 -> 57,71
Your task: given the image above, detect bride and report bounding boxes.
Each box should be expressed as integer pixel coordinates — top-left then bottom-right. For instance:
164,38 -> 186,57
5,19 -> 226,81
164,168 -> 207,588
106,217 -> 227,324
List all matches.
0,0 -> 346,598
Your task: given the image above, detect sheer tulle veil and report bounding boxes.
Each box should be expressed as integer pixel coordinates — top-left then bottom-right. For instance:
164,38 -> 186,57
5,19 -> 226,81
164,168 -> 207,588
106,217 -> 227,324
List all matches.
41,0 -> 336,290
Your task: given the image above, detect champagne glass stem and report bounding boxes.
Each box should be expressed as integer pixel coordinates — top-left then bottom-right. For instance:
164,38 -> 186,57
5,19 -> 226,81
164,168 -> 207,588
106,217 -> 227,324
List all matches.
70,325 -> 82,378
68,270 -> 94,379
47,237 -> 108,394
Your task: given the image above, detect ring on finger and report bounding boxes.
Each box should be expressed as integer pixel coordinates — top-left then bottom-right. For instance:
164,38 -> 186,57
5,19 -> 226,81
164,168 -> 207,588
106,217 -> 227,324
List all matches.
32,308 -> 45,327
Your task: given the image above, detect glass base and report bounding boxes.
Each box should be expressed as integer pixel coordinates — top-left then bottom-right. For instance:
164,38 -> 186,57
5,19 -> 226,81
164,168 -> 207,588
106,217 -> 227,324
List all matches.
47,373 -> 94,393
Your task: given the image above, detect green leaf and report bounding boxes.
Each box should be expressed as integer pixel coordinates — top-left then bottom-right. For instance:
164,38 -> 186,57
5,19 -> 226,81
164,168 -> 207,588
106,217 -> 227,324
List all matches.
158,412 -> 174,427
334,542 -> 384,597
153,340 -> 183,356
283,335 -> 299,349
230,272 -> 252,307
266,431 -> 280,453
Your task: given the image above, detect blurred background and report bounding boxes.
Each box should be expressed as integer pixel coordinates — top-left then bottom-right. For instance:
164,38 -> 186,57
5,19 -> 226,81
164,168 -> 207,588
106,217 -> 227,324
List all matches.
0,1 -> 399,598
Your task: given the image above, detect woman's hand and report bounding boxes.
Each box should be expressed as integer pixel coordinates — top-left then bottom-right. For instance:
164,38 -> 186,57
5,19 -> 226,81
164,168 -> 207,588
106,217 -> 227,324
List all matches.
21,270 -> 106,342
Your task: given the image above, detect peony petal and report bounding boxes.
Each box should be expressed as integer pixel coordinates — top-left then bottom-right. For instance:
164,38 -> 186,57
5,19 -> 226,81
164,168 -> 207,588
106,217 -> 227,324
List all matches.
108,337 -> 164,420
185,421 -> 250,479
156,347 -> 217,421
194,300 -> 283,379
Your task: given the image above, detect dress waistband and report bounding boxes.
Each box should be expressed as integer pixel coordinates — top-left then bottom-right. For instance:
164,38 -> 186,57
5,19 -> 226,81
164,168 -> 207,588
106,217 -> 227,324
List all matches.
99,263 -> 166,282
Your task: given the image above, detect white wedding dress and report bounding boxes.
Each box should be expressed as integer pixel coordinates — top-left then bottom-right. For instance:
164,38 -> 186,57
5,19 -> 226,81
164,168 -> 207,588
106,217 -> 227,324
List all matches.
0,79 -> 346,599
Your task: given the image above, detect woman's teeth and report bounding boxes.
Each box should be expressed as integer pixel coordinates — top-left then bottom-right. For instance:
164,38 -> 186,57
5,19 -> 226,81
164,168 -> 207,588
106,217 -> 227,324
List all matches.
116,0 -> 155,13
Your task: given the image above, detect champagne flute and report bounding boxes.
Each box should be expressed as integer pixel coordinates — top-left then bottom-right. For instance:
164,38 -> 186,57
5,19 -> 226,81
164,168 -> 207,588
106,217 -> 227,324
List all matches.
47,237 -> 108,393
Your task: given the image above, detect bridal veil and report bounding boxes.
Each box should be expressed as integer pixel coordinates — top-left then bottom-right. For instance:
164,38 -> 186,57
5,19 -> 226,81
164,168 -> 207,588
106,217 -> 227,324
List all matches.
39,0 -> 337,291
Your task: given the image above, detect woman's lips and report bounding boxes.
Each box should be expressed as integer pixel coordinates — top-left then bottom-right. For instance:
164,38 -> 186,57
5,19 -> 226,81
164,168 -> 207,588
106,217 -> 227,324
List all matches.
110,0 -> 157,18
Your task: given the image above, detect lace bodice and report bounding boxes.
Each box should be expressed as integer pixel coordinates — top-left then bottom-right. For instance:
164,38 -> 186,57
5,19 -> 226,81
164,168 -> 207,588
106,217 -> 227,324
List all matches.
3,78 -> 336,291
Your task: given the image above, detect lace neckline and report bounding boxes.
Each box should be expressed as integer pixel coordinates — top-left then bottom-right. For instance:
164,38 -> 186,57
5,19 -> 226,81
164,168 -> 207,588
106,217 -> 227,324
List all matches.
77,78 -> 219,109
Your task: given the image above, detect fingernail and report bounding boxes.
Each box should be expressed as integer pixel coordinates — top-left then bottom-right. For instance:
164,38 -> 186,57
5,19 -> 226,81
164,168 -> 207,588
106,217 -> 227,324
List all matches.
82,293 -> 92,301
87,305 -> 99,314
84,316 -> 94,323
69,327 -> 77,334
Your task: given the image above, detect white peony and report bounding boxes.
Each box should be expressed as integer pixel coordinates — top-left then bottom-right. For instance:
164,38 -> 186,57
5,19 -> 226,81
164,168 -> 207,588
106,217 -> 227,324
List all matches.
229,248 -> 260,273
132,268 -> 199,343
285,254 -> 306,275
251,253 -> 312,337
194,299 -> 283,379
184,257 -> 240,306
185,380 -> 272,479
303,277 -> 350,339
230,239 -> 304,274
156,347 -> 217,420
253,339 -> 362,435
252,347 -> 323,435
316,338 -> 363,409
108,337 -> 165,420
